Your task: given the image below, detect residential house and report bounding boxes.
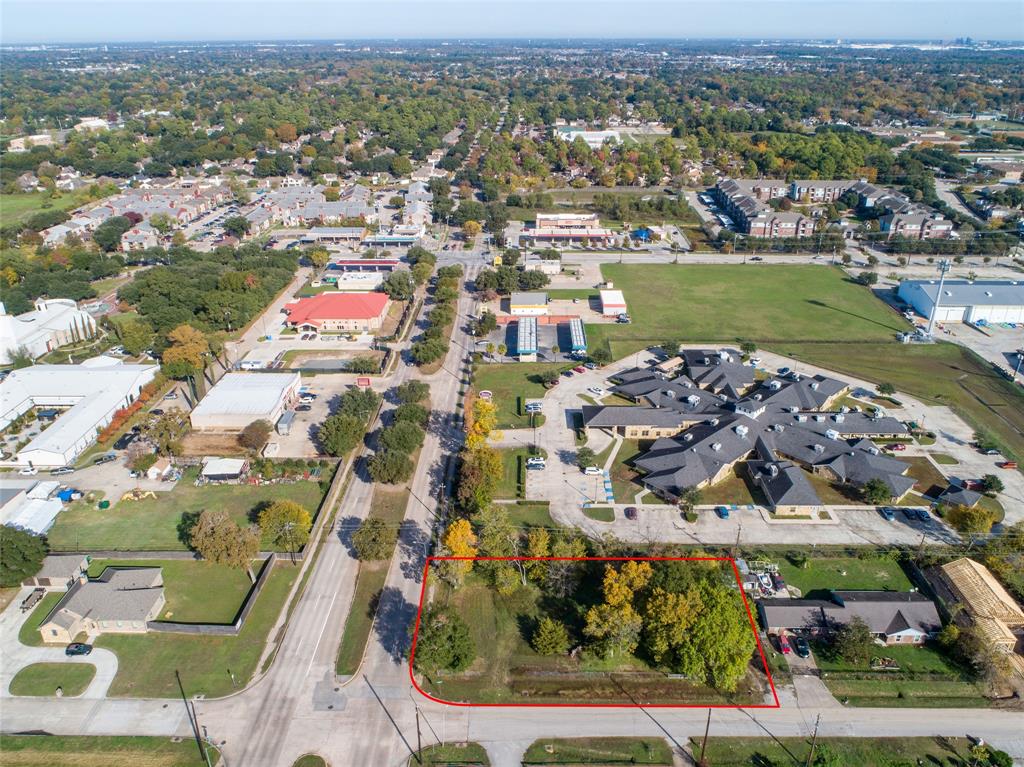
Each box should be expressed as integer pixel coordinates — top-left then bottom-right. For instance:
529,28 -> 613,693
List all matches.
39,567 -> 166,643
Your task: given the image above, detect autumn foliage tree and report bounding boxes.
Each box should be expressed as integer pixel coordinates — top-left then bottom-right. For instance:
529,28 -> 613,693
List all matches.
189,510 -> 261,581
439,518 -> 477,586
258,500 -> 312,558
161,324 -> 209,379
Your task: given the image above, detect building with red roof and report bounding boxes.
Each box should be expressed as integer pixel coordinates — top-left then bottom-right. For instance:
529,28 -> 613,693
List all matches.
283,292 -> 390,333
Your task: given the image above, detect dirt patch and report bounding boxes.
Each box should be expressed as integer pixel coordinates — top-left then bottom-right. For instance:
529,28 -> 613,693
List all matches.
378,299 -> 407,338
180,432 -> 247,457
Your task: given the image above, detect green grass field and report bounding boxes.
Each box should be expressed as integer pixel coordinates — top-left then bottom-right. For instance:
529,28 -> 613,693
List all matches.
504,502 -> 557,528
48,471 -> 325,551
523,738 -> 672,765
495,448 -> 532,500
96,563 -> 299,698
19,592 -> 64,647
85,559 -> 254,624
9,663 -> 96,697
410,743 -> 490,766
774,556 -> 912,599
585,264 -> 908,359
0,189 -> 98,227
0,735 -> 217,767
472,363 -> 565,428
771,341 -> 1024,464
692,736 -> 977,766
582,506 -> 615,522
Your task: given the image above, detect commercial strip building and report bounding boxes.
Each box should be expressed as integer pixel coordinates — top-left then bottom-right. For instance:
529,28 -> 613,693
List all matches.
581,351 -> 913,512
759,591 -> 942,645
897,280 -> 1024,324
318,272 -> 385,291
509,292 -> 549,317
0,298 -> 98,364
521,255 -> 562,276
190,372 -> 301,432
0,357 -> 159,467
283,292 -> 391,333
521,213 -> 614,247
554,127 -> 622,149
299,227 -> 366,245
516,317 -> 538,362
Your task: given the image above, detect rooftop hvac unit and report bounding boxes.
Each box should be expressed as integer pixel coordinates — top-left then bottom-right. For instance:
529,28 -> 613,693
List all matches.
711,443 -> 722,451
664,389 -> 676,398
708,418 -> 719,426
814,444 -> 825,453
788,406 -> 799,413
774,423 -> 785,432
814,414 -> 826,422
810,382 -> 819,391
868,446 -> 880,455
840,406 -> 850,414
769,380 -> 782,391
768,464 -> 779,478
683,433 -> 693,442
735,424 -> 749,437
687,395 -> 700,406
833,413 -> 845,423
797,414 -> 808,422
826,429 -> 839,440
792,373 -> 802,381
753,393 -> 763,401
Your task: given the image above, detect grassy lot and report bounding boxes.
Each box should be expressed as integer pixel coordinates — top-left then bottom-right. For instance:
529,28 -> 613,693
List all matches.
410,743 -> 490,766
19,592 -> 64,647
0,189 -> 98,226
97,563 -> 299,698
582,506 -> 615,522
902,455 -> 950,499
9,663 -> 96,697
585,265 -> 908,360
692,736 -> 976,766
292,755 -> 328,767
504,502 -> 557,528
495,448 -> 532,500
335,488 -> 409,675
608,439 -> 668,505
823,677 -> 988,707
48,470 -> 325,551
815,642 -> 964,675
85,559 -> 253,624
699,468 -> 763,506
775,556 -> 912,599
770,341 -> 1024,464
0,735 -> 217,767
416,571 -> 765,706
931,452 -> 960,465
471,363 -> 565,428
523,738 -> 672,765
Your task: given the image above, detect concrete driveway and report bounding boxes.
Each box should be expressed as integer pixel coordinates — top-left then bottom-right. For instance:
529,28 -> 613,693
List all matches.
0,587 -> 118,700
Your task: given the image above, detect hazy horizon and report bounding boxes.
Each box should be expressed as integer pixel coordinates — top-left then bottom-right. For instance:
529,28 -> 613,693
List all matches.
2,1 -> 1022,46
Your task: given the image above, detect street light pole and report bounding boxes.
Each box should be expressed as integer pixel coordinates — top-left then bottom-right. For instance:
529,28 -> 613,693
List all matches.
925,258 -> 952,338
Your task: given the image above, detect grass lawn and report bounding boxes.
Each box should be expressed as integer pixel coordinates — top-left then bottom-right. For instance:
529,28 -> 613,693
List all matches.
692,736 -> 976,766
472,363 -> 565,428
494,448 -> 532,500
931,452 -> 960,465
823,677 -> 988,707
814,642 -> 965,676
699,468 -> 763,506
608,439 -> 668,505
9,663 -> 96,697
48,469 -> 325,551
97,563 -> 299,698
523,738 -> 672,765
583,506 -> 615,522
0,189 -> 99,226
585,265 -> 907,360
0,735 -> 217,767
89,274 -> 131,297
85,559 -> 254,624
775,556 -> 912,599
410,743 -> 490,766
336,488 -> 408,675
902,456 -> 950,499
770,341 -> 1024,465
293,755 -> 328,767
19,592 -> 64,647
505,502 -> 557,528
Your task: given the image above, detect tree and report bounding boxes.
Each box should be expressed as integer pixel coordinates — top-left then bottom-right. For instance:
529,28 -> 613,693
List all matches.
472,310 -> 497,337
93,216 -> 133,252
394,403 -> 429,428
396,380 -> 430,404
116,316 -> 154,356
678,486 -> 702,514
739,340 -> 757,356
411,261 -> 433,286
456,446 -> 502,512
832,615 -> 874,664
856,271 -> 878,286
389,195 -> 406,208
148,212 -> 175,235
877,382 -> 896,395
532,617 -> 570,655
337,387 -> 381,420
188,510 -> 260,581
440,519 -> 477,585
368,450 -> 414,484
306,247 -> 330,270
590,346 -> 612,365
0,525 -> 47,587
238,420 -> 272,451
379,421 -> 425,455
413,609 -> 476,674
980,474 -> 1004,494
860,477 -> 892,504
462,220 -> 482,239
576,446 -> 597,469
642,587 -> 699,668
319,413 -> 365,456
145,412 -> 186,456
946,504 -> 997,538
161,324 -> 208,379
466,399 -> 499,450
258,500 -> 312,557
352,517 -> 397,561
382,270 -> 415,300
539,369 -> 560,386
222,216 -> 251,239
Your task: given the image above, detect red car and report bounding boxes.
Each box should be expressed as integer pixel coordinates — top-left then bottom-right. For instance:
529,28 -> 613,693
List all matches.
573,366 -> 586,373
886,444 -> 906,452
777,634 -> 792,655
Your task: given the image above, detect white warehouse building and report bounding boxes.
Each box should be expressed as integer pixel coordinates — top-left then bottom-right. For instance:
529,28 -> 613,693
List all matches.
898,280 -> 1024,324
190,372 -> 301,431
0,357 -> 159,467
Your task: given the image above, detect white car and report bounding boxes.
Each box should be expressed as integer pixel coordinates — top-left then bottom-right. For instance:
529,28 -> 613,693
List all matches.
526,457 -> 546,470
18,466 -> 38,476
583,466 -> 603,476
586,387 -> 606,397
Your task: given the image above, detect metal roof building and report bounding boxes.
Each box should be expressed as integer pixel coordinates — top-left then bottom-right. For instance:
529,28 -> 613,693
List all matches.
190,372 -> 301,431
517,317 -> 538,361
898,280 -> 1024,324
568,318 -> 587,352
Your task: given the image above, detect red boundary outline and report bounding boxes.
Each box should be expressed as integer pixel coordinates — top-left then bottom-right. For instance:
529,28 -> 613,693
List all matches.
408,556 -> 781,709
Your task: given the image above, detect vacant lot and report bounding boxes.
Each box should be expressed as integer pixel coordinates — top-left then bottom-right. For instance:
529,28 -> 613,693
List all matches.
774,556 -> 912,599
9,663 -> 96,697
0,189 -> 97,226
48,471 -> 325,551
586,264 -> 908,359
97,563 -> 299,698
86,559 -> 254,624
472,363 -> 563,428
411,743 -> 490,766
0,735 -> 216,767
523,738 -> 672,765
693,736 -> 976,766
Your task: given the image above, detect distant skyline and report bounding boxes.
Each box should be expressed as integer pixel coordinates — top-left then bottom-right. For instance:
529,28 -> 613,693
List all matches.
2,1 -> 1022,45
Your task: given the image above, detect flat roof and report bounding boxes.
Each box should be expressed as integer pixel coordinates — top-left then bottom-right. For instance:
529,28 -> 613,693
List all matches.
191,372 -> 300,418
510,292 -> 548,306
517,317 -> 538,354
569,317 -> 587,350
900,280 -> 1024,307
600,289 -> 627,307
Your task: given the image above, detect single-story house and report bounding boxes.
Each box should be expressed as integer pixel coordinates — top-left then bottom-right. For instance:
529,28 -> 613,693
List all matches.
22,554 -> 89,591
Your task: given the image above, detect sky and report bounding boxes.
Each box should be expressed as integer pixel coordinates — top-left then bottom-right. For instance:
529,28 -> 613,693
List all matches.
1,1 -> 1022,44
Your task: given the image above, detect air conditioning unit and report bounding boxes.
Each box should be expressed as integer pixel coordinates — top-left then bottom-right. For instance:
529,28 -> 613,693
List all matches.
734,424 -> 748,437
711,442 -> 722,451
826,429 -> 839,440
833,413 -> 845,423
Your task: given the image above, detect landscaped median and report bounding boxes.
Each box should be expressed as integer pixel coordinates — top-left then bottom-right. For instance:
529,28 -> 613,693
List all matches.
523,738 -> 672,765
409,742 -> 490,766
0,735 -> 219,767
9,662 -> 96,697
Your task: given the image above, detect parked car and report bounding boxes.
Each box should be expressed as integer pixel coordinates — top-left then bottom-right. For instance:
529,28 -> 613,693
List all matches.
18,466 -> 38,476
562,370 -> 575,378
150,408 -> 164,416
999,461 -> 1018,470
296,404 -> 312,412
778,367 -> 791,376
584,362 -> 598,370
914,508 -> 930,522
793,635 -> 811,659
716,505 -> 730,519
777,633 -> 792,654
163,391 -> 178,400
586,386 -> 606,397
750,256 -> 764,262
65,643 -> 92,656
583,466 -> 603,476
113,432 -> 137,450
50,466 -> 75,476
878,506 -> 896,521
770,572 -> 786,591
623,506 -> 638,520
886,443 -> 906,452
573,366 -> 586,374
902,507 -> 916,520
94,452 -> 118,465
526,457 -> 546,470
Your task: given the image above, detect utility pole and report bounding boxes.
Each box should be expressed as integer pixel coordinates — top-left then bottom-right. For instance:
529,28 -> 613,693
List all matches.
414,701 -> 424,764
804,713 -> 822,767
925,258 -> 952,337
698,708 -> 712,767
